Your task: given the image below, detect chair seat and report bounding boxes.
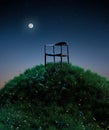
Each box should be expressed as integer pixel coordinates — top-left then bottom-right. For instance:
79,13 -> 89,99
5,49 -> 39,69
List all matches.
46,53 -> 68,57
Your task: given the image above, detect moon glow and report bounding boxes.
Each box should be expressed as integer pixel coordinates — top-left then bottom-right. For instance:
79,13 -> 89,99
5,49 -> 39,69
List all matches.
28,23 -> 34,29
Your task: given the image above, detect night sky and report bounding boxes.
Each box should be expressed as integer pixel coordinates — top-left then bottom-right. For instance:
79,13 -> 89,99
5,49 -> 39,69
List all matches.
0,0 -> 109,88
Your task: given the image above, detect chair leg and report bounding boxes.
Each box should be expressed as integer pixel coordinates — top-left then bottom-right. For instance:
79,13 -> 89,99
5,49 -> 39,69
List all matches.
60,46 -> 62,65
67,45 -> 69,63
53,46 -> 55,64
44,45 -> 46,67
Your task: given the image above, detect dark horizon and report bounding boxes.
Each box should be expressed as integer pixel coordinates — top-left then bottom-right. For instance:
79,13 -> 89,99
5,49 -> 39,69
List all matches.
0,0 -> 109,88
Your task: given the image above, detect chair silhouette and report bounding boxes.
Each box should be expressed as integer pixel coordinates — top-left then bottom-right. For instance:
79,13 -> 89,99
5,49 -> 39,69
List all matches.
44,42 -> 69,66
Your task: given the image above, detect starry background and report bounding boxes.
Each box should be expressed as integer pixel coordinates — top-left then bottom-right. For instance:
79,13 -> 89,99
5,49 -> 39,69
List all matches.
0,0 -> 109,88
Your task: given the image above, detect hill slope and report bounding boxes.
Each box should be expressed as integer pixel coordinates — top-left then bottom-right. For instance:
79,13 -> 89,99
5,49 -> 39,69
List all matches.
0,63 -> 109,130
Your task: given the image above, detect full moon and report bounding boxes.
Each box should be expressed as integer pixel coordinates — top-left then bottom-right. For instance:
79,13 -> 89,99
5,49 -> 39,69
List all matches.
28,23 -> 34,29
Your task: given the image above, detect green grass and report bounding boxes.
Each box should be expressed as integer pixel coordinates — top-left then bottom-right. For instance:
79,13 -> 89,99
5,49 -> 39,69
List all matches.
0,63 -> 109,130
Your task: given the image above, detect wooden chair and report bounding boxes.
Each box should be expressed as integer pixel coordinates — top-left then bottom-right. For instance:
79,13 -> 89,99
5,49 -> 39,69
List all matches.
44,42 -> 69,66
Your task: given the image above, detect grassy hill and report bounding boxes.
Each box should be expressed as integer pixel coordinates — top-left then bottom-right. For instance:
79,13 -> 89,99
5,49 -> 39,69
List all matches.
0,63 -> 109,130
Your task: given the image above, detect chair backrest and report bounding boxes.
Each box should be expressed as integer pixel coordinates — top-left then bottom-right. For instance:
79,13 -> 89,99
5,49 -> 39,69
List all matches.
55,42 -> 67,46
